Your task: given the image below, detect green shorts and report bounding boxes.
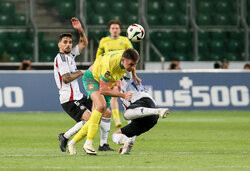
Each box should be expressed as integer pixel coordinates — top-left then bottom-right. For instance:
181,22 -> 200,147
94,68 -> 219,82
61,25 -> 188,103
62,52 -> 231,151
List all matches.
82,69 -> 111,108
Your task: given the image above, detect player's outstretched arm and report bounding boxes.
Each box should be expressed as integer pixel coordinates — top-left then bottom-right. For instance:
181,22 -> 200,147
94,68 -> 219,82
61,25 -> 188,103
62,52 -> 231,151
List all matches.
71,17 -> 88,52
62,70 -> 85,84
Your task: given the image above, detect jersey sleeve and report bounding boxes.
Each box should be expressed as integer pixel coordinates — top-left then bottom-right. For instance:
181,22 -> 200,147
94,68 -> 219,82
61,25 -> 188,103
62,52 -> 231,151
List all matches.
71,45 -> 80,58
96,38 -> 104,58
57,54 -> 70,76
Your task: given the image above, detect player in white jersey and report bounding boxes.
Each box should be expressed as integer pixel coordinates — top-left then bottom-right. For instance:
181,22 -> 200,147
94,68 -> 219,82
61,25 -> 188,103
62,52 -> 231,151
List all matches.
54,17 -> 113,153
54,17 -> 91,152
111,73 -> 170,154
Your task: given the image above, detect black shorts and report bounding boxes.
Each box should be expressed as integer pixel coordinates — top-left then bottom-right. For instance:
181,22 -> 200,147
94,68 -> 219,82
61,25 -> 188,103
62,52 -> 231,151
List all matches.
121,98 -> 159,137
61,96 -> 92,122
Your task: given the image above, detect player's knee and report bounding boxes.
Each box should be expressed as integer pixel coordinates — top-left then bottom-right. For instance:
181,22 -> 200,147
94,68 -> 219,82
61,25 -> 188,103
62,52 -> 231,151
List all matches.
123,110 -> 132,120
95,103 -> 106,113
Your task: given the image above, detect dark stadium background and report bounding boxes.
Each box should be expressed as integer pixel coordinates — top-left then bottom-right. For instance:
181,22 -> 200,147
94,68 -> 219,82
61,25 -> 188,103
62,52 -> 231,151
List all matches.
0,0 -> 249,70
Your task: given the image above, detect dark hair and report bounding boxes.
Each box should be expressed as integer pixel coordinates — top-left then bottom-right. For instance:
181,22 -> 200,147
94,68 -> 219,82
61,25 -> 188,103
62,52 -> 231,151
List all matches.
58,33 -> 72,42
214,62 -> 221,69
108,20 -> 121,29
244,63 -> 250,69
170,63 -> 177,70
122,49 -> 140,61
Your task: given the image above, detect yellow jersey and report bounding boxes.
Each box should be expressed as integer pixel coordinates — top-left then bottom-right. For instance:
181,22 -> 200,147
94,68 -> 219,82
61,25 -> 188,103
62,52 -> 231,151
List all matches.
96,36 -> 133,58
92,50 -> 127,85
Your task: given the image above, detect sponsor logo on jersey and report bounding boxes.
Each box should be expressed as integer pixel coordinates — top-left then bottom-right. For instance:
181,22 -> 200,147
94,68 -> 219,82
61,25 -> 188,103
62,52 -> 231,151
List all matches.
104,71 -> 111,79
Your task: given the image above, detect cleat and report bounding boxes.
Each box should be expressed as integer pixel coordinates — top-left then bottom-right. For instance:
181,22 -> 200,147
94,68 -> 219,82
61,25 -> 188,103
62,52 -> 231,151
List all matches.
68,143 -> 77,155
98,144 -> 115,151
58,133 -> 68,152
120,138 -> 133,155
83,143 -> 97,155
158,108 -> 170,118
114,119 -> 122,128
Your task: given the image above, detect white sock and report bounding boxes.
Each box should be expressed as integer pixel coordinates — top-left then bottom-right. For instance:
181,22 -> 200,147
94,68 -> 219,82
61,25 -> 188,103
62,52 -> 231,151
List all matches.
68,139 -> 76,145
100,117 -> 111,146
112,133 -> 128,145
124,107 -> 160,120
64,120 -> 86,139
85,139 -> 93,145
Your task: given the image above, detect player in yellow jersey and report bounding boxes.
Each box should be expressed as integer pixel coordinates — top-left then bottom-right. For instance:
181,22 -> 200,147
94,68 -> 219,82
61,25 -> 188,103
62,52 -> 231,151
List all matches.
67,49 -> 140,155
95,20 -> 138,151
96,20 -> 133,130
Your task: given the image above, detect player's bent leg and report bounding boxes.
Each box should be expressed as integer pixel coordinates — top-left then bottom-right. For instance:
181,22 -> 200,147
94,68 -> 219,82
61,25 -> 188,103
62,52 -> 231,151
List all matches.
73,121 -> 89,143
60,109 -> 91,153
124,107 -> 170,120
112,129 -> 129,145
120,137 -> 134,154
158,108 -> 170,118
59,119 -> 88,152
83,92 -> 106,155
83,110 -> 102,155
112,132 -> 135,155
67,121 -> 90,155
112,121 -> 139,155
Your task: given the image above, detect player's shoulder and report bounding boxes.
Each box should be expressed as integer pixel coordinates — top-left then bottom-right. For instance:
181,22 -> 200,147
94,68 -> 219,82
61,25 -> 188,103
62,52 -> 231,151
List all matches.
119,36 -> 130,40
55,53 -> 68,62
120,36 -> 128,39
100,36 -> 111,41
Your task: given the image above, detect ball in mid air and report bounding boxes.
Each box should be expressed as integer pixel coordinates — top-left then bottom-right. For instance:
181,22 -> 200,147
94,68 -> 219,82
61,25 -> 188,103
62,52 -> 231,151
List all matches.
127,24 -> 145,42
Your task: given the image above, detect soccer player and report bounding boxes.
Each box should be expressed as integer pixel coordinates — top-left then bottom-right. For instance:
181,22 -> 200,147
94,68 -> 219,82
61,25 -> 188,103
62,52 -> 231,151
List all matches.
67,49 -> 140,155
95,20 -> 140,151
96,20 -> 133,130
54,18 -> 112,153
53,17 -> 91,152
112,73 -> 170,154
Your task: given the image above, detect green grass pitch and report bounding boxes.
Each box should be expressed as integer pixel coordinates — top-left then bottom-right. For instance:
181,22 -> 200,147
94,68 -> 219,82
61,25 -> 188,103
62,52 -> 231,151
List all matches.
0,111 -> 250,170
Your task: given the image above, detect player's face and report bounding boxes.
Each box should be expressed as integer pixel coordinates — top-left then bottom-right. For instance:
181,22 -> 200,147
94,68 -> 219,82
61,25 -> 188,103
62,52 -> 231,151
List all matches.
109,24 -> 121,38
122,58 -> 138,72
58,37 -> 73,54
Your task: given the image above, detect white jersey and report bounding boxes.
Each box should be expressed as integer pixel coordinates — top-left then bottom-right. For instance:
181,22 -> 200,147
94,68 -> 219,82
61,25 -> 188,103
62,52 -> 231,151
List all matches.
54,45 -> 83,104
120,77 -> 156,110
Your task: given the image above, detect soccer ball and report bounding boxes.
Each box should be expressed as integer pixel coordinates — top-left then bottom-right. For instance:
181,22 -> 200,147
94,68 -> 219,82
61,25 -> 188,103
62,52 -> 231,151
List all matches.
127,24 -> 145,42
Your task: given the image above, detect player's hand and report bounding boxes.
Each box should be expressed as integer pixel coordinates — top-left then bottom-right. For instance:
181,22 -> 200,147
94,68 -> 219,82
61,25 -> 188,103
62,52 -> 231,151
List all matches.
79,70 -> 85,75
71,17 -> 82,31
133,75 -> 141,85
124,92 -> 132,101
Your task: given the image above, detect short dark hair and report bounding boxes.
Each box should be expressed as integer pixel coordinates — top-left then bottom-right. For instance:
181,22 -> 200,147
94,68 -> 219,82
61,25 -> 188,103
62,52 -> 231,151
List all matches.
244,63 -> 250,69
108,20 -> 121,29
58,33 -> 72,42
122,49 -> 140,61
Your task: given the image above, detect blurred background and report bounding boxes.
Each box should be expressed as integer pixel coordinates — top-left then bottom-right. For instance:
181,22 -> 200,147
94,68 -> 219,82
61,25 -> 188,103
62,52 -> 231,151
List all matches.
0,0 -> 249,70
